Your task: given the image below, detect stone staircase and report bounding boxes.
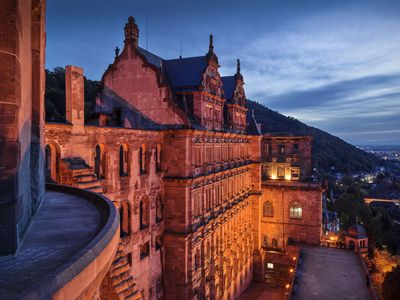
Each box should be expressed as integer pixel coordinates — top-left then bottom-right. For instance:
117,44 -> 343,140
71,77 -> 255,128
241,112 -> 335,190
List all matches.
108,244 -> 142,300
59,157 -> 103,193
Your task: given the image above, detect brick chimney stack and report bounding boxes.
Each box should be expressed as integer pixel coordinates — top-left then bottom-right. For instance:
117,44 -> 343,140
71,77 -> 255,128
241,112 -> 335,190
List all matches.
65,66 -> 84,130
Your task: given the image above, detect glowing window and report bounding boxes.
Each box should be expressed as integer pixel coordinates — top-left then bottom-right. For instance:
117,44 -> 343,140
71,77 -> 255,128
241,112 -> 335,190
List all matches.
290,203 -> 302,219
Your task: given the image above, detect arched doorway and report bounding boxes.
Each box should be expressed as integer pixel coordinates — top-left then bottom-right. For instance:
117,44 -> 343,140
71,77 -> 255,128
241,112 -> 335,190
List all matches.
45,143 -> 60,183
94,144 -> 106,179
348,240 -> 355,251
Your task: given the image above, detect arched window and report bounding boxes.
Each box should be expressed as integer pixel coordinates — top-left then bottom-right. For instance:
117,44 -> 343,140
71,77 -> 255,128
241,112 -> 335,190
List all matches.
156,144 -> 161,171
119,202 -> 131,237
119,144 -> 129,176
194,248 -> 201,270
156,194 -> 163,223
290,202 -> 302,219
263,201 -> 274,217
94,144 -> 106,179
139,144 -> 147,174
45,143 -> 61,183
140,196 -> 150,229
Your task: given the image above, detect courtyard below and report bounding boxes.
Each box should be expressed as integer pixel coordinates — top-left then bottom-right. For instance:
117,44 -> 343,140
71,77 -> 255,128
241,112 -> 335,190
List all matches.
292,246 -> 371,300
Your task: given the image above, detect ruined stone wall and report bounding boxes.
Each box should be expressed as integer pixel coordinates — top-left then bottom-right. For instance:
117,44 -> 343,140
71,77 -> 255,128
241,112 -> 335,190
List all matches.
0,0 -> 46,255
45,123 -> 164,299
258,182 -> 322,248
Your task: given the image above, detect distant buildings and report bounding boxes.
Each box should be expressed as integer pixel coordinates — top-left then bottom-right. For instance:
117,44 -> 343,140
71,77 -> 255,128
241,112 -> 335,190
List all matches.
1,3 -> 322,300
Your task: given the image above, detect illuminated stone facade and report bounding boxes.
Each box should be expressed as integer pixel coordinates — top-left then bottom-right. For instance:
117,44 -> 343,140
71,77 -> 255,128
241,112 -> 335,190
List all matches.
42,17 -> 322,300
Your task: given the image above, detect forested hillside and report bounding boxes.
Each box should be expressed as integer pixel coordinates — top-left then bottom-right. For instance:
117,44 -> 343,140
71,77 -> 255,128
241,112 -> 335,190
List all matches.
247,100 -> 381,174
45,67 -> 382,175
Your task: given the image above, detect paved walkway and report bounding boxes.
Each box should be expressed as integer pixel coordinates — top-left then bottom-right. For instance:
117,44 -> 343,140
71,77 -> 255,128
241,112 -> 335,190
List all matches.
239,282 -> 286,300
0,191 -> 102,298
292,246 -> 371,300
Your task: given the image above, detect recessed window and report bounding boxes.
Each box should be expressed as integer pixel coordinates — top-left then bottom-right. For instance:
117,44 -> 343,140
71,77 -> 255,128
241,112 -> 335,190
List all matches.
140,196 -> 150,229
290,202 -> 302,219
293,143 -> 299,153
267,263 -> 274,269
263,201 -> 274,217
119,144 -> 129,176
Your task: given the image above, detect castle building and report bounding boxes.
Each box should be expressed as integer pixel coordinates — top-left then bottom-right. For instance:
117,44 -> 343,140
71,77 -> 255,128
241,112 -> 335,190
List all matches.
1,10 -> 322,300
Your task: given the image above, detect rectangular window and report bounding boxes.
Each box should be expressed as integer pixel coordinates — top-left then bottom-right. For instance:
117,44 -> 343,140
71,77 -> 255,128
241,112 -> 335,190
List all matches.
193,191 -> 202,217
215,146 -> 221,163
222,147 -> 228,161
194,146 -> 202,166
267,263 -> 274,269
293,143 -> 299,153
277,165 -> 285,178
291,168 -> 300,180
206,147 -> 213,164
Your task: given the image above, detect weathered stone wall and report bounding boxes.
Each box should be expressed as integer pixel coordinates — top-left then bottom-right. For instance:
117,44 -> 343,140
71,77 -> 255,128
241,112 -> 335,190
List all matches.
100,30 -> 186,127
0,0 -> 46,255
258,182 -> 322,248
45,123 -> 164,299
261,136 -> 312,180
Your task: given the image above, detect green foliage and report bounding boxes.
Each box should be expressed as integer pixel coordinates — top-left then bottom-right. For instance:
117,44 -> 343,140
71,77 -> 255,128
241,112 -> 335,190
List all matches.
382,265 -> 400,300
45,67 -> 100,122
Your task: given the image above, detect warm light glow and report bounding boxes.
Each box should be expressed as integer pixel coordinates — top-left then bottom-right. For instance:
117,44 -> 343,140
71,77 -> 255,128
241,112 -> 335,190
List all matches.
271,174 -> 277,180
329,236 -> 337,241
285,174 -> 291,181
292,256 -> 296,261
285,284 -> 290,289
289,268 -> 294,273
267,263 -> 274,269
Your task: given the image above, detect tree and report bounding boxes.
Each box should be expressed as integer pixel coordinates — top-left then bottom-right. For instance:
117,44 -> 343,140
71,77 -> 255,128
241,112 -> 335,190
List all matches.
382,265 -> 400,300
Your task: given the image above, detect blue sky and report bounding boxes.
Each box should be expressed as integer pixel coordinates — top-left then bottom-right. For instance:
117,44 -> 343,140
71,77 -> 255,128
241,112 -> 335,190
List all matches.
46,0 -> 400,145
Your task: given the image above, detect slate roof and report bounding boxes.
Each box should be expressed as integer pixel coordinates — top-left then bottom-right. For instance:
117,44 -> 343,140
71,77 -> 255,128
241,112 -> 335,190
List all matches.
247,110 -> 262,135
347,223 -> 367,239
222,76 -> 235,101
137,47 -> 163,69
163,56 -> 207,91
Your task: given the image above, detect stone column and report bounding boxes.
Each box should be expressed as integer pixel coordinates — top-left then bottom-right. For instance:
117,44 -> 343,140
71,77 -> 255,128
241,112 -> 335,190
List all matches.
66,65 -> 85,132
0,0 -> 46,255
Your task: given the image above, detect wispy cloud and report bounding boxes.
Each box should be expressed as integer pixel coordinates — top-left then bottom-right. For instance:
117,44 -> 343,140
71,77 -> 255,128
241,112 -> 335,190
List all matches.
218,10 -> 400,145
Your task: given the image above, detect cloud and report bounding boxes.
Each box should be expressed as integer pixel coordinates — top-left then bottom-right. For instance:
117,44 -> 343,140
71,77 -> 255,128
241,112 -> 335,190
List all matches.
218,9 -> 400,145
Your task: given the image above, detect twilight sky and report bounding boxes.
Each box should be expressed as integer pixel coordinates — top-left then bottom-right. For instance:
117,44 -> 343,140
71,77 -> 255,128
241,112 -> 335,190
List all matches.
46,0 -> 400,145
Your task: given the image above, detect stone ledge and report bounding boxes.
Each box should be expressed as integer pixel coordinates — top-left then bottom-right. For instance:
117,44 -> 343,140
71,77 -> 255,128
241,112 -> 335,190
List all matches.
0,184 -> 120,299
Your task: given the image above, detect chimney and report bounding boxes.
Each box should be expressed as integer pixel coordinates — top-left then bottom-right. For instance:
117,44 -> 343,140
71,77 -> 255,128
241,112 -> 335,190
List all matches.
65,65 -> 84,130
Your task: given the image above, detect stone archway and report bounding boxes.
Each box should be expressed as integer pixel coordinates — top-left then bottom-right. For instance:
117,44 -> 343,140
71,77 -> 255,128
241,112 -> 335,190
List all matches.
348,240 -> 355,251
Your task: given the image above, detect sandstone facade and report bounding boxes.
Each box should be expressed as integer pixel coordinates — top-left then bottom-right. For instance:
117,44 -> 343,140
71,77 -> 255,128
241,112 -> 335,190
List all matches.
41,16 -> 322,300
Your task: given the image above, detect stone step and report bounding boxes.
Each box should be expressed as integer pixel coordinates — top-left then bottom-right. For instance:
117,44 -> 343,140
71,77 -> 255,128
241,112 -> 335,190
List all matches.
114,278 -> 132,294
112,272 -> 131,287
76,180 -> 101,189
86,185 -> 103,193
110,264 -> 130,278
74,173 -> 98,182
